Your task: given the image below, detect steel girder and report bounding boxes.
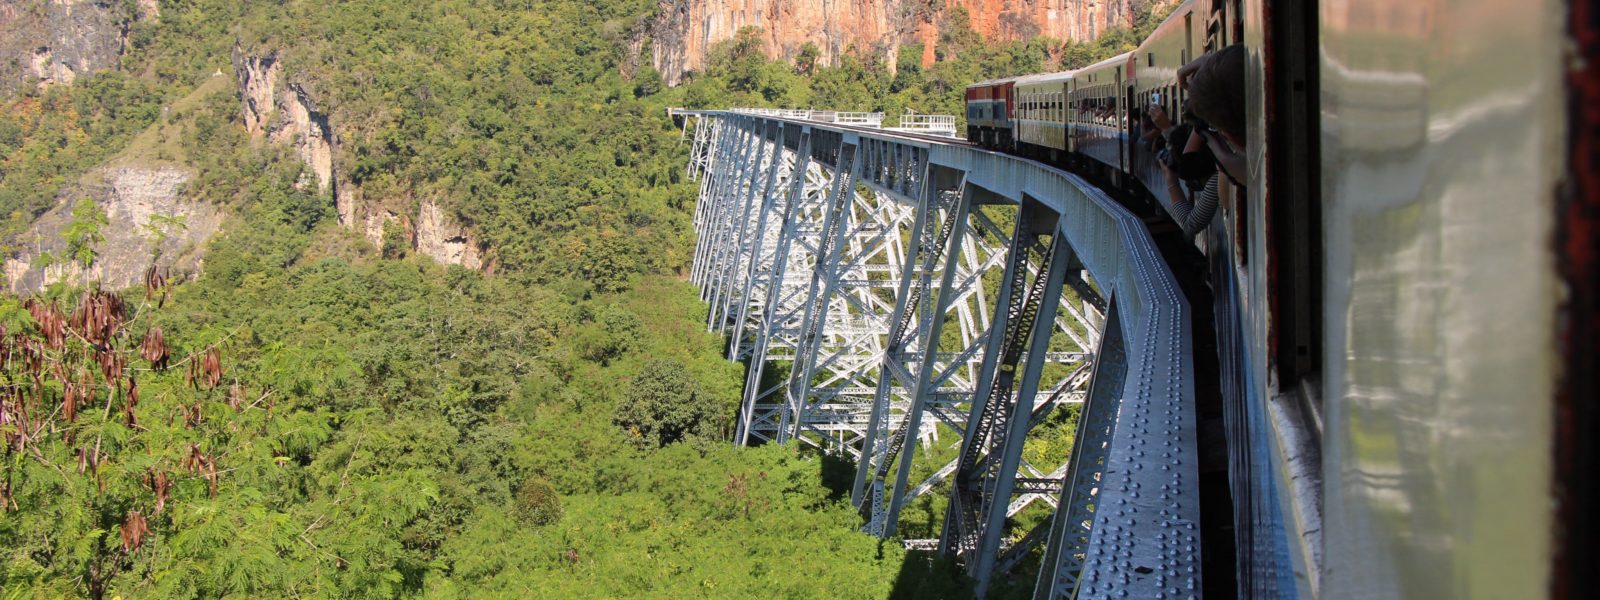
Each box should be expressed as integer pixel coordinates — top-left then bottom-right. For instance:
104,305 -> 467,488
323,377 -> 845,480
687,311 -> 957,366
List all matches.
938,200 -> 1075,595
676,110 -> 1201,600
698,120 -> 916,455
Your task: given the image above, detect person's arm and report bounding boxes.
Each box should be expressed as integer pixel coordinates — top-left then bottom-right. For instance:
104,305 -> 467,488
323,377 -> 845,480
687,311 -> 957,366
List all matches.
1200,130 -> 1247,183
1183,175 -> 1222,237
1149,105 -> 1174,135
1177,57 -> 1205,90
1160,160 -> 1190,219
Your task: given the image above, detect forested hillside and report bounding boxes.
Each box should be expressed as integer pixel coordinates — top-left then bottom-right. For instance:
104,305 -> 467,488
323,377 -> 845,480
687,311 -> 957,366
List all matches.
0,1 -> 1155,597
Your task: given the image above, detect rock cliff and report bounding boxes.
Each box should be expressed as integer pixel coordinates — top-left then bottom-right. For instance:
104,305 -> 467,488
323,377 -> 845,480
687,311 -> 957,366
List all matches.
0,0 -> 157,96
3,167 -> 224,293
232,45 -> 485,269
415,199 -> 483,269
644,0 -> 1143,85
232,48 -> 336,196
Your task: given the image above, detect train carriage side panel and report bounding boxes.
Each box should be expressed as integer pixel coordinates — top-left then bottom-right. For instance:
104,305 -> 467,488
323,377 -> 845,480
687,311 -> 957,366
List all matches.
997,79 -> 1017,150
1016,72 -> 1074,155
1131,0 -> 1202,214
1070,52 -> 1134,176
1315,0 -> 1565,597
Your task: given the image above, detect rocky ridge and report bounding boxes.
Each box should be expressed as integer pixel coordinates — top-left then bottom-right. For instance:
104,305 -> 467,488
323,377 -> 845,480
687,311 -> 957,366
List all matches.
643,0 -> 1145,86
3,166 -> 224,294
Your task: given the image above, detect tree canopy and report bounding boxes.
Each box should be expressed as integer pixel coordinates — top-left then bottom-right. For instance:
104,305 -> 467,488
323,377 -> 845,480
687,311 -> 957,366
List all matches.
0,0 -> 1156,597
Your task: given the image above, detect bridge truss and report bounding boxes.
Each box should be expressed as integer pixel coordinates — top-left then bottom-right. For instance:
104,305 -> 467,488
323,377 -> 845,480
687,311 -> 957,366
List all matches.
680,109 -> 1203,598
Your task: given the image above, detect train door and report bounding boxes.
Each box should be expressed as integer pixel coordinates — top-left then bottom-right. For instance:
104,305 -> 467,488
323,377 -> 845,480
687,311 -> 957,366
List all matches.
1182,11 -> 1195,116
1115,66 -> 1127,176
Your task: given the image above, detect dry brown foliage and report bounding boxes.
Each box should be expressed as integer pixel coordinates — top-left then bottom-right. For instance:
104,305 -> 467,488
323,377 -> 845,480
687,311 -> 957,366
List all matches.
140,327 -> 170,371
120,510 -> 149,552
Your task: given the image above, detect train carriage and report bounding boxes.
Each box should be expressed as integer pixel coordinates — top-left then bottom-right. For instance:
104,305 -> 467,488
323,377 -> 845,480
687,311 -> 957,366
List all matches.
1068,52 -> 1134,178
964,77 -> 1020,149
948,0 -> 1597,596
1014,71 -> 1074,158
1130,0 -> 1204,205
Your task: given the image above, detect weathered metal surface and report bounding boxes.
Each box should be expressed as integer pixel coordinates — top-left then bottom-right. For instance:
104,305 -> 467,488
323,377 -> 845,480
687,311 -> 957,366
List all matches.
1316,0 -> 1564,596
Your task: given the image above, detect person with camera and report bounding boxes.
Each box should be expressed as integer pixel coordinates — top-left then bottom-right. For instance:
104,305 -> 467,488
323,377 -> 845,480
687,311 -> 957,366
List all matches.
1149,45 -> 1247,238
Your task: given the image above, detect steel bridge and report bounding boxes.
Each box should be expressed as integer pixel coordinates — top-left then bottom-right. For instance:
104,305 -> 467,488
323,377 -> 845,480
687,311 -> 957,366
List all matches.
676,108 -> 1202,598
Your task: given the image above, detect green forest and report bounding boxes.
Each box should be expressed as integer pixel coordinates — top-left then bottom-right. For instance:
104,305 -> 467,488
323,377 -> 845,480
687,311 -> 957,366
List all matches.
0,1 -> 1158,597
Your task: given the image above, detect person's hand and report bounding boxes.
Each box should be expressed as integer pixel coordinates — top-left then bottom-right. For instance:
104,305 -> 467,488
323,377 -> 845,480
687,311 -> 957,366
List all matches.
1200,129 -> 1246,182
1149,105 -> 1173,132
1177,59 -> 1203,90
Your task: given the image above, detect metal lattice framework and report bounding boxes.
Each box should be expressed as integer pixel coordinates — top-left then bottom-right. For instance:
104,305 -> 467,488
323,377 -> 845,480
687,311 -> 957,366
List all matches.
678,109 -> 1203,599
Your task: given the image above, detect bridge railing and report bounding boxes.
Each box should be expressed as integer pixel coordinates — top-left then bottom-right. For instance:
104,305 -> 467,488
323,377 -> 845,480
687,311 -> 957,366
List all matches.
835,111 -> 885,127
889,112 -> 959,137
728,108 -> 889,128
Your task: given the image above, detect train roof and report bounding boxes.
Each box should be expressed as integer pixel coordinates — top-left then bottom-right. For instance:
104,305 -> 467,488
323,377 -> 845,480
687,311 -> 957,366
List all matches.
1078,52 -> 1132,75
1015,70 -> 1075,87
965,75 -> 1025,90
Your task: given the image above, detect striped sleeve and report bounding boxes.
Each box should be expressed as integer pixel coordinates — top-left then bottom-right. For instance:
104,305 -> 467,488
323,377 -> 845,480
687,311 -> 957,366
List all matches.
1171,174 -> 1220,237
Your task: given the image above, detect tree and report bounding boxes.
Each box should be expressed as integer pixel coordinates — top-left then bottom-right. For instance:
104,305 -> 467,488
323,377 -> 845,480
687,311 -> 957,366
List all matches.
64,198 -> 108,267
795,42 -> 821,76
614,358 -> 719,448
513,477 -> 563,526
141,212 -> 188,258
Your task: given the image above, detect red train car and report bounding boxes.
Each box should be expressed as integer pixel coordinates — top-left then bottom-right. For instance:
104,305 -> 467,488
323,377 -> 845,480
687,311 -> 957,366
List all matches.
964,77 -> 1019,149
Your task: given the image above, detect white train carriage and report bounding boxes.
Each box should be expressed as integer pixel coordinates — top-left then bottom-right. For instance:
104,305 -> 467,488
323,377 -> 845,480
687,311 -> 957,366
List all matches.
1014,71 -> 1074,157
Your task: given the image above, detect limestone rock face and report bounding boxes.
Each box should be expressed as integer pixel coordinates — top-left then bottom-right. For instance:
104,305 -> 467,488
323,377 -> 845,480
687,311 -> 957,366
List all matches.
0,0 -> 152,95
4,167 -> 225,294
234,52 -> 280,136
230,46 -> 487,269
644,0 -> 1143,86
414,199 -> 483,269
232,48 -> 336,196
269,84 -> 336,196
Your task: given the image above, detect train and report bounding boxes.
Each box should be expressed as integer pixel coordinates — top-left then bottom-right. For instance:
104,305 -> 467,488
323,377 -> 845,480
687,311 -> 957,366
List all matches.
959,0 -> 1597,597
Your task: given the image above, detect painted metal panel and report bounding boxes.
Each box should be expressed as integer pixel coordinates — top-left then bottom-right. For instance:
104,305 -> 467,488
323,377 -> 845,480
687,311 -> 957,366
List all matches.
1318,0 -> 1563,598
1017,72 -> 1074,151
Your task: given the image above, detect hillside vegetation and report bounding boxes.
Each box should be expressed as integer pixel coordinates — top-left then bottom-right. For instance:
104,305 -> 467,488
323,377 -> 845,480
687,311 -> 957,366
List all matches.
0,1 -> 1155,597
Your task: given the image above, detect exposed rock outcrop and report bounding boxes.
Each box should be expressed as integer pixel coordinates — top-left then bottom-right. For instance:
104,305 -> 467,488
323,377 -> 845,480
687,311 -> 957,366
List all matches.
235,52 -> 279,135
415,199 -> 483,269
643,0 -> 1146,86
4,167 -> 224,293
270,83 -> 337,195
0,0 -> 156,95
231,45 -> 488,269
232,48 -> 336,195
